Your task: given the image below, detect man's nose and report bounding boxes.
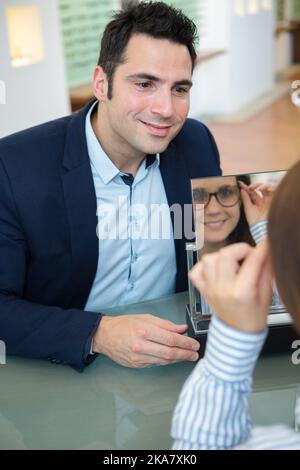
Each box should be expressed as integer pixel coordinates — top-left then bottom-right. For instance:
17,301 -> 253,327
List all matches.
150,89 -> 174,119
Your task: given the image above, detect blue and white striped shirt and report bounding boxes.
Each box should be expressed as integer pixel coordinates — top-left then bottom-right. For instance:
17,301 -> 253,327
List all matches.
250,219 -> 268,244
171,315 -> 300,449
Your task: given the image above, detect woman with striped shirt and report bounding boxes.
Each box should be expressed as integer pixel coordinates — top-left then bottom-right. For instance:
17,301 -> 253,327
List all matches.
172,163 -> 300,449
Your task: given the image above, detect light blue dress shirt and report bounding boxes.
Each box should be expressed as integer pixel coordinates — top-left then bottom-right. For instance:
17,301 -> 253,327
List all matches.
84,102 -> 177,311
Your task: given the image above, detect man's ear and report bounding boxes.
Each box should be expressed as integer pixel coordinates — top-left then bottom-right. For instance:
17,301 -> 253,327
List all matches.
93,66 -> 108,102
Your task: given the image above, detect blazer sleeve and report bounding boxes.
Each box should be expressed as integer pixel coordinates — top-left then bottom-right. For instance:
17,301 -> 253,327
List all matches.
0,158 -> 101,372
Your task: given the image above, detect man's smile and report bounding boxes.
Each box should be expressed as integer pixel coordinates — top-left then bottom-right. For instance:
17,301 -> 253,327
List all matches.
139,120 -> 172,137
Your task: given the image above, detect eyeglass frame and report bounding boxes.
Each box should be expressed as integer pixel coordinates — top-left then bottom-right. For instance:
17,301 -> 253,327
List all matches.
193,185 -> 241,208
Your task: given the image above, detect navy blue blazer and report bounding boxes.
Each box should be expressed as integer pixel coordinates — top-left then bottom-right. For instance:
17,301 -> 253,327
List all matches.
0,100 -> 222,370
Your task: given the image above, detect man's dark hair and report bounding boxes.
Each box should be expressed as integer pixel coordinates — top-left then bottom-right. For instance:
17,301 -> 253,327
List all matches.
98,1 -> 198,99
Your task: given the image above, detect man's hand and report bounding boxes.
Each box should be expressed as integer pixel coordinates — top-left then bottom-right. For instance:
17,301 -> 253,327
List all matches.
189,240 -> 273,333
93,314 -> 200,367
239,181 -> 275,227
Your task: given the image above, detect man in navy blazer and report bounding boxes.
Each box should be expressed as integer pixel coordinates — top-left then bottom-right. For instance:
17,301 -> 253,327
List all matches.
0,2 -> 221,371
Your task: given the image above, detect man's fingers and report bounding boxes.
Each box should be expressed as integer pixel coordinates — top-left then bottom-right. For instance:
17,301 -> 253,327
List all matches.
128,322 -> 201,366
129,349 -> 199,367
130,315 -> 200,350
142,315 -> 188,334
129,341 -> 199,366
144,323 -> 200,351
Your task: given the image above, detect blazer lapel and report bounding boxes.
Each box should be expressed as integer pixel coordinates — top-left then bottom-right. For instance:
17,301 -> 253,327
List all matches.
160,142 -> 194,292
61,102 -> 98,308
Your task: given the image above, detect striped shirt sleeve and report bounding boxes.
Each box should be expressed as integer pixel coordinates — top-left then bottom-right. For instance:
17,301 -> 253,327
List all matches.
250,220 -> 268,244
171,316 -> 300,450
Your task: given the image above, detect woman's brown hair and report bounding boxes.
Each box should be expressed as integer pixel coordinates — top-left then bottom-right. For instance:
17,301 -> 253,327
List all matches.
268,161 -> 300,332
228,174 -> 255,247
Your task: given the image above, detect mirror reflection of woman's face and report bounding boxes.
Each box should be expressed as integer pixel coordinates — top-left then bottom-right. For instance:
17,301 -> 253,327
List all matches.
193,176 -> 241,245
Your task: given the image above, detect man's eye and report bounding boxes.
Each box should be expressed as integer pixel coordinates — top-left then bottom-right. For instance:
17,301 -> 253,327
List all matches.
136,82 -> 152,89
174,87 -> 188,95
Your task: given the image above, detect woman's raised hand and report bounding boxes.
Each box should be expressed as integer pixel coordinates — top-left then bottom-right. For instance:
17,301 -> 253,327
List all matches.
239,180 -> 275,227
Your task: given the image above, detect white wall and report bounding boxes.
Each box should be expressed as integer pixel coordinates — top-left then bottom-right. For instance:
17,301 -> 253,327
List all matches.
228,3 -> 275,110
189,0 -> 231,117
189,0 -> 276,118
0,0 -> 70,138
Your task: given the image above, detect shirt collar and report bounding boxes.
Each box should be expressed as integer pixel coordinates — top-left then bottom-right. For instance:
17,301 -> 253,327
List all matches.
85,101 -> 119,185
146,154 -> 160,168
85,101 -> 160,184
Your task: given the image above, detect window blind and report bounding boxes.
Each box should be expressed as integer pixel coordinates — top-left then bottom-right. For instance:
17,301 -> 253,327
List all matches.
276,0 -> 300,20
276,0 -> 285,21
293,0 -> 300,17
58,0 -> 208,87
58,0 -> 120,87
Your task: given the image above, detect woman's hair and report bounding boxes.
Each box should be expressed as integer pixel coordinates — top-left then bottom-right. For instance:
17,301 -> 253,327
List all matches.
227,174 -> 255,247
268,161 -> 300,332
